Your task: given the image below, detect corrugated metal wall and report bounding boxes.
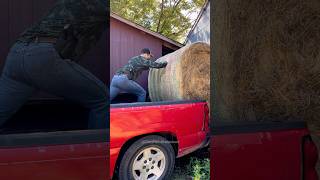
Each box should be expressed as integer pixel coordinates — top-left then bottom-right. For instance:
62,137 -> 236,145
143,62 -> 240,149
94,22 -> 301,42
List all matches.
186,2 -> 210,44
0,0 -> 108,100
110,17 -> 169,89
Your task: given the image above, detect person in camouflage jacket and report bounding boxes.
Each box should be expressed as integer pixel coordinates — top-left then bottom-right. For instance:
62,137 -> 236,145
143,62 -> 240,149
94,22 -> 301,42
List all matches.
0,0 -> 108,129
110,48 -> 167,102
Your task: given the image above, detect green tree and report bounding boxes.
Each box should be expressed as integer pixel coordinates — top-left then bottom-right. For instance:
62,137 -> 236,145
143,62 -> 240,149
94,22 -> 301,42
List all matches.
111,0 -> 206,43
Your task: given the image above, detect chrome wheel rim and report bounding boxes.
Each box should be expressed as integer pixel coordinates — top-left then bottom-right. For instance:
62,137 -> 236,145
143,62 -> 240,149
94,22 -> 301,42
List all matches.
132,147 -> 166,180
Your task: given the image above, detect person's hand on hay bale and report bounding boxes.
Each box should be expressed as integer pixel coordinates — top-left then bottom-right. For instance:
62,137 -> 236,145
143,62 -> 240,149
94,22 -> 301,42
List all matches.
161,61 -> 168,67
110,48 -> 168,103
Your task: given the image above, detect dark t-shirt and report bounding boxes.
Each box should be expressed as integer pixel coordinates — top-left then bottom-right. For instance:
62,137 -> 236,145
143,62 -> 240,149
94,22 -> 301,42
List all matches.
116,56 -> 167,80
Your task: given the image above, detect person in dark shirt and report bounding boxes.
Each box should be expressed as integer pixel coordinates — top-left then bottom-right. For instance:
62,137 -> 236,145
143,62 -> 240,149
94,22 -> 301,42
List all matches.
0,0 -> 108,129
110,48 -> 167,102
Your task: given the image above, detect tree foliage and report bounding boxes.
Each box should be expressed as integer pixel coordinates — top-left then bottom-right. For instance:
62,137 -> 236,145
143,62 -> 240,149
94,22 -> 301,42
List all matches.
111,0 -> 206,43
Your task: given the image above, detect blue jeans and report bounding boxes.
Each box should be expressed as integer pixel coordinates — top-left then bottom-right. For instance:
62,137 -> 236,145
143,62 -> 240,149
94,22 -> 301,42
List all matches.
110,74 -> 146,102
0,42 -> 108,129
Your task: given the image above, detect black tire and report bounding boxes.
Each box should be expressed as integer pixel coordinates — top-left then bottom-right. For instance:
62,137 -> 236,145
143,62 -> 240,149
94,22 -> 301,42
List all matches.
118,135 -> 175,180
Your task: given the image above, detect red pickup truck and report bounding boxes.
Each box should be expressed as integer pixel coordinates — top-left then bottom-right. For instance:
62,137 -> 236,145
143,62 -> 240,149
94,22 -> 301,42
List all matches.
0,99 -> 209,180
0,99 -> 318,180
110,99 -> 319,180
110,100 -> 210,179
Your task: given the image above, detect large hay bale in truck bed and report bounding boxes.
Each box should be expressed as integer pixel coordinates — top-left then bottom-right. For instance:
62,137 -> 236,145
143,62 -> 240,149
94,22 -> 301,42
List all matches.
148,42 -> 210,105
213,0 -> 320,127
212,0 -> 320,174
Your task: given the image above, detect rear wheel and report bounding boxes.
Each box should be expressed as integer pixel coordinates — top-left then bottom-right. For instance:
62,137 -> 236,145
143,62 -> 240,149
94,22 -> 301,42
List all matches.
118,135 -> 175,180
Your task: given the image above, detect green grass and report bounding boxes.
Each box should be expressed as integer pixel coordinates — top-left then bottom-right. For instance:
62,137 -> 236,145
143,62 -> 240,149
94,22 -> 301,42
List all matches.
172,148 -> 210,180
188,157 -> 210,180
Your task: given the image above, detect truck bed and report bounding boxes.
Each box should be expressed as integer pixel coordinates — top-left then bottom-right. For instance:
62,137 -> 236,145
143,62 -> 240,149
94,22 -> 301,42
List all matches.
1,99 -> 89,134
210,121 -> 318,180
111,99 -> 207,108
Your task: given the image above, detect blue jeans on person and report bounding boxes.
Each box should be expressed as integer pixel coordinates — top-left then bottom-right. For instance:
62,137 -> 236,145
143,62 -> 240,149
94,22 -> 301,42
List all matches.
0,42 -> 108,129
110,74 -> 146,102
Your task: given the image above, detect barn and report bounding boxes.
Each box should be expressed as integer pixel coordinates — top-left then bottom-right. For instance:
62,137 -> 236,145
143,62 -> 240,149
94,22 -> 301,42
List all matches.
110,13 -> 183,90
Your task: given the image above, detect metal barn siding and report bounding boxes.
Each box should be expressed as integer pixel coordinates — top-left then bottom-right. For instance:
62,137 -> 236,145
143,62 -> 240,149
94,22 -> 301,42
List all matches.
186,1 -> 210,44
0,0 -> 108,100
110,15 -> 181,89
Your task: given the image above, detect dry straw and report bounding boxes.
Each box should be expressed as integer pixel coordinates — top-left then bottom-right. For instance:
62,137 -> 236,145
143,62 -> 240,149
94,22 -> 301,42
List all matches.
148,42 -> 210,106
212,0 -> 320,131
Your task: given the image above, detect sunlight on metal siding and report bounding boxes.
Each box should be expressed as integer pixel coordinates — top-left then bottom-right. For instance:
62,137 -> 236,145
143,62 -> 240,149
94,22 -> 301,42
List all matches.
186,2 -> 210,44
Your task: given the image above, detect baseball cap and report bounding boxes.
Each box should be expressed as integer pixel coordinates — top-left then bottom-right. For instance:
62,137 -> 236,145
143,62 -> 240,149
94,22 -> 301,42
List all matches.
141,48 -> 154,57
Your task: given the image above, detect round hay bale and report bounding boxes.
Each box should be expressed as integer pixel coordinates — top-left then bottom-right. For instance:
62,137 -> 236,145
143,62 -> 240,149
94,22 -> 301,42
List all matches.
212,0 -> 320,129
148,42 -> 210,105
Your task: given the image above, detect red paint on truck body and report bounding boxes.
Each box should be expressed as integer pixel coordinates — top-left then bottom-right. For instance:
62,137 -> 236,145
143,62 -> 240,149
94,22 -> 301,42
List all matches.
0,101 -> 208,180
211,128 -> 310,180
110,101 -> 210,178
0,143 -> 109,180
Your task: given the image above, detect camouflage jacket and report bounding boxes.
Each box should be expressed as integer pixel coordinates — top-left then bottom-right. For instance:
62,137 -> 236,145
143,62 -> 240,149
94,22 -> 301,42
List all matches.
18,0 -> 107,61
116,56 -> 167,80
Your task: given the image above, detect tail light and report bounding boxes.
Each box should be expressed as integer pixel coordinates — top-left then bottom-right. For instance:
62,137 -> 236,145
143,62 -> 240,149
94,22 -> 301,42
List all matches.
202,103 -> 210,131
302,135 -> 318,180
